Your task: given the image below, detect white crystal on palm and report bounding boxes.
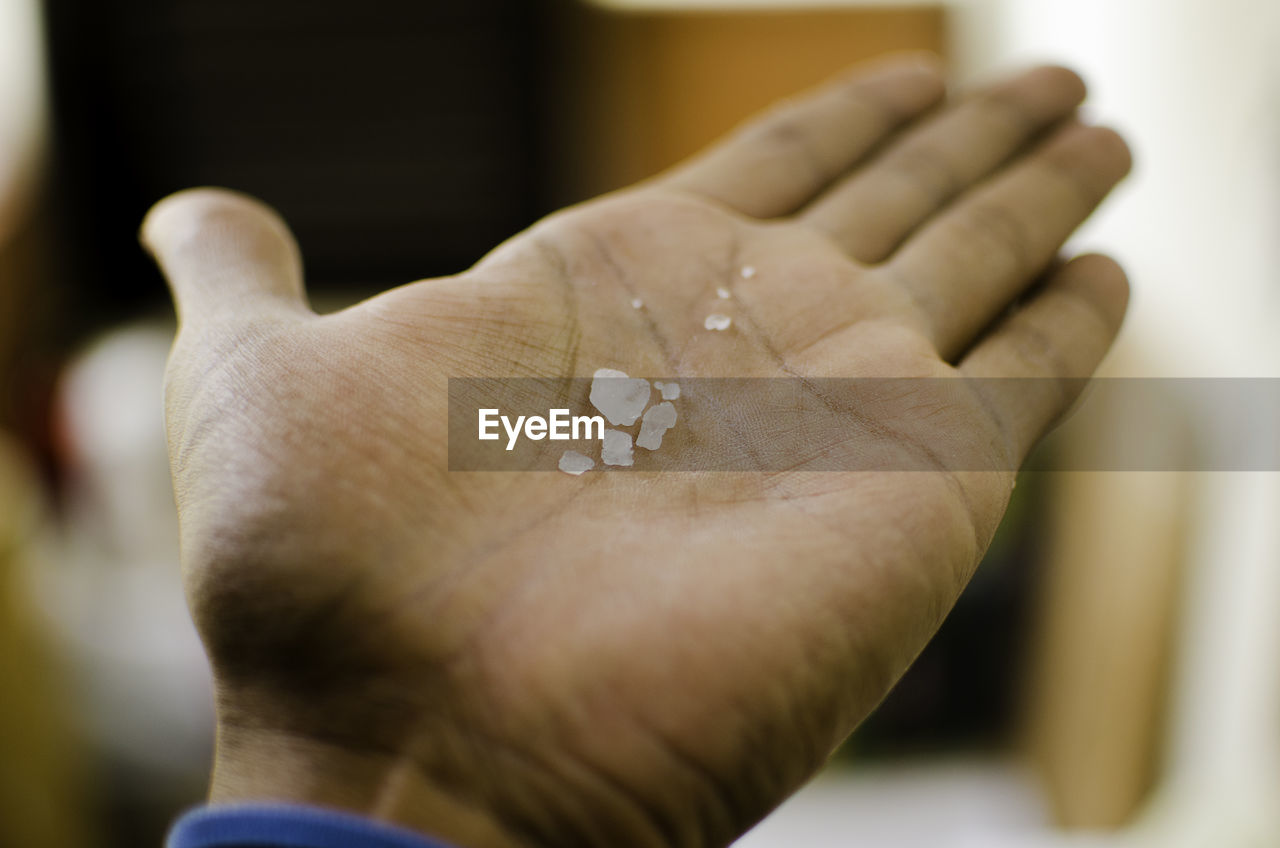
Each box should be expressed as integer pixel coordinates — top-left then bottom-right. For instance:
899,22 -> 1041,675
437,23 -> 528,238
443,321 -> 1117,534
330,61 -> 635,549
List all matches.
558,450 -> 594,476
601,429 -> 634,467
590,368 -> 650,426
636,402 -> 677,451
704,313 -> 732,331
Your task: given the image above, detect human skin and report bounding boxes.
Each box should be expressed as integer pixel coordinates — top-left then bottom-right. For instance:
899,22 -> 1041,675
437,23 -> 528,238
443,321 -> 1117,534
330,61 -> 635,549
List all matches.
142,55 -> 1131,848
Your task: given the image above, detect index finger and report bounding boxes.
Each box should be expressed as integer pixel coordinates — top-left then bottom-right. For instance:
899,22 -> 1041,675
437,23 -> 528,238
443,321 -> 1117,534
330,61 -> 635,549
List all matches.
657,53 -> 946,219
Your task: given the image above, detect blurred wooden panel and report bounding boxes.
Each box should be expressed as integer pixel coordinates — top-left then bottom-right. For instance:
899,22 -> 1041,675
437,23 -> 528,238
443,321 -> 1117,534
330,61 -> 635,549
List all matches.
0,437 -> 95,848
546,3 -> 947,203
1019,359 -> 1193,828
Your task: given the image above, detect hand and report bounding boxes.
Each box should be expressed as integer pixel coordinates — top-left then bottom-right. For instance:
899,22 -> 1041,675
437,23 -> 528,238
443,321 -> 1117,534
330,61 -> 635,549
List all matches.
143,55 -> 1130,848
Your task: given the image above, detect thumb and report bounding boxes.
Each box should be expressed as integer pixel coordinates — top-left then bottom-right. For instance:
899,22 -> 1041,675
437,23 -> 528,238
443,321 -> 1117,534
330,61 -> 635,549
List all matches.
140,187 -> 312,327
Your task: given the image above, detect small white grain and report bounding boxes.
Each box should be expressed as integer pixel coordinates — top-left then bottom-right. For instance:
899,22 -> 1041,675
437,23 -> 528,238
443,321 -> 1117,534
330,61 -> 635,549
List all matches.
704,313 -> 732,332
558,450 -> 595,476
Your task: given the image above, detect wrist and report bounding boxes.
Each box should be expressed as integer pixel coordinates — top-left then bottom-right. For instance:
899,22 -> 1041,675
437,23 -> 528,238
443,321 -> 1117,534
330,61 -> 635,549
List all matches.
209,723 -> 529,848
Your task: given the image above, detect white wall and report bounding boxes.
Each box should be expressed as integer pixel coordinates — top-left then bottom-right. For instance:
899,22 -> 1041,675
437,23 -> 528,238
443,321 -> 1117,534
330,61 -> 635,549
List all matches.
955,1 -> 1280,840
965,0 -> 1280,378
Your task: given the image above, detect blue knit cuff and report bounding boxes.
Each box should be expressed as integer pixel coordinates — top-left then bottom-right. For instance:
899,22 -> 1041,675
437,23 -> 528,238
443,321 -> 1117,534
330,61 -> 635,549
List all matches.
166,803 -> 460,848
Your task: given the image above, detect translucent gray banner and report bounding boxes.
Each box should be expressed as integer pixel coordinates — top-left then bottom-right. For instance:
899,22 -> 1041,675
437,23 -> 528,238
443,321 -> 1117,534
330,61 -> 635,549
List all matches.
447,378 -> 1280,472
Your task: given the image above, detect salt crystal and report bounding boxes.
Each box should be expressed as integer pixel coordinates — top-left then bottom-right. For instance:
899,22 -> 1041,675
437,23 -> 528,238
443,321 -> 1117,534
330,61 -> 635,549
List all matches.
558,450 -> 594,476
660,382 -> 680,400
740,265 -> 756,279
590,368 -> 650,426
601,429 -> 634,467
636,402 -> 677,451
704,313 -> 732,331
631,297 -> 644,309
716,286 -> 731,299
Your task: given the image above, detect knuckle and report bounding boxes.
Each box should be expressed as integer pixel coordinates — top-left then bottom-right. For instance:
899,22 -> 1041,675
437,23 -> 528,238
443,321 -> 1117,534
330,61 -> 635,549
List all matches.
975,87 -> 1040,138
886,144 -> 960,203
1042,126 -> 1132,204
957,200 -> 1034,273
742,110 -> 835,187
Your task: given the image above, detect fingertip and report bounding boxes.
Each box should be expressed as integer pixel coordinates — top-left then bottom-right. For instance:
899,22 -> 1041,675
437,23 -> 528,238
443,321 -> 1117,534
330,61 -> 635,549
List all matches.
986,64 -> 1087,124
1058,252 -> 1130,326
877,49 -> 946,77
139,187 -> 309,323
140,187 -> 294,258
1091,125 -> 1134,177
1041,121 -> 1135,188
1029,64 -> 1088,103
846,51 -> 947,112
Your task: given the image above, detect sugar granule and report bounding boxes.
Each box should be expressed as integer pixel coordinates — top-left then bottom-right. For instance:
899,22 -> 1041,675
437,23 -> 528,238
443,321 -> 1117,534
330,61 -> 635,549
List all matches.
558,450 -> 594,476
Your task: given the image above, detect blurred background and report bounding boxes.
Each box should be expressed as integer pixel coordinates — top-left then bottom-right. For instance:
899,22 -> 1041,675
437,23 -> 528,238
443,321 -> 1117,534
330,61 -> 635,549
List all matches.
0,0 -> 1277,846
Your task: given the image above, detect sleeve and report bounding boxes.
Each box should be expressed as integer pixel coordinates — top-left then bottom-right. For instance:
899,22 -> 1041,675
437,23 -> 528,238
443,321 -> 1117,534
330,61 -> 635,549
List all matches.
166,803 -> 461,848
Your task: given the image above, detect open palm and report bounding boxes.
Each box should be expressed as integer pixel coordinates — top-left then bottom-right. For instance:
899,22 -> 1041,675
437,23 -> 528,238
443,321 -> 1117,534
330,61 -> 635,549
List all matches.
145,56 -> 1130,848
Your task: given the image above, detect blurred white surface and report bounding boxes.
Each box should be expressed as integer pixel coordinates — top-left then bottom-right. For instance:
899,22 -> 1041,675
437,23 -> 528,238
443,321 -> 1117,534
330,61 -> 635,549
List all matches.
975,0 -> 1280,842
0,0 -> 47,239
734,760 -> 1054,848
31,325 -> 214,779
